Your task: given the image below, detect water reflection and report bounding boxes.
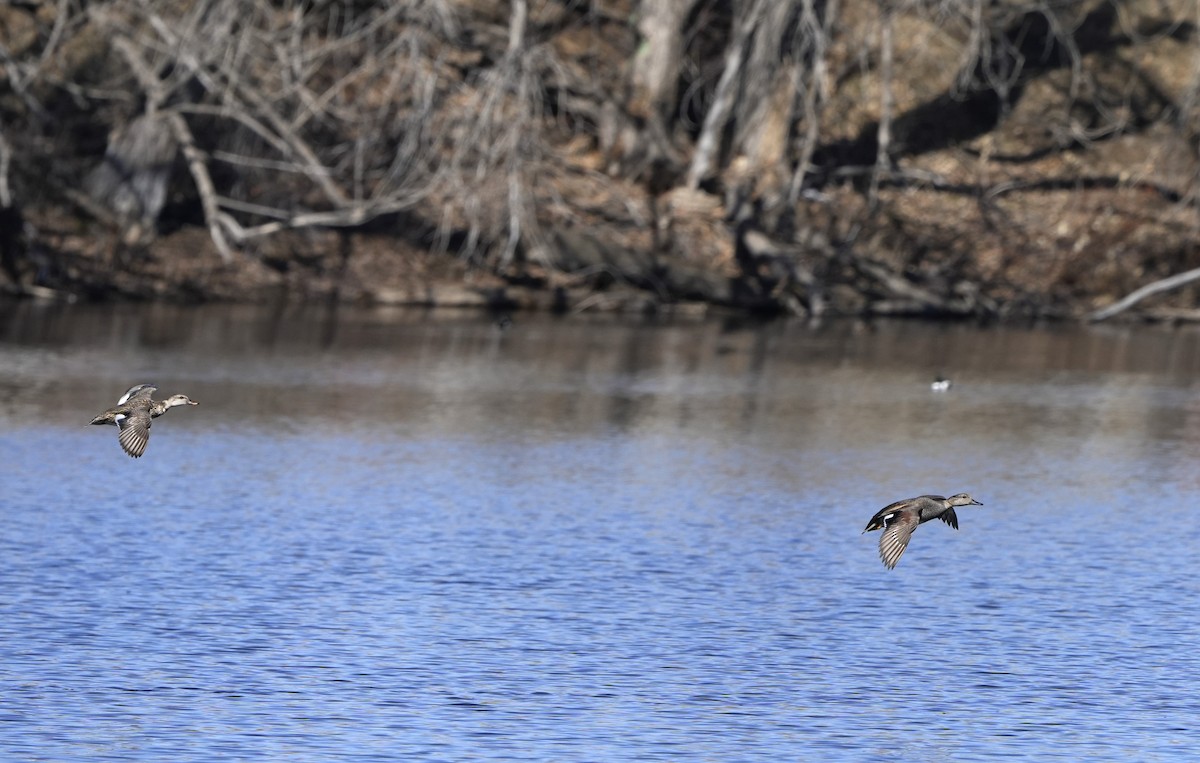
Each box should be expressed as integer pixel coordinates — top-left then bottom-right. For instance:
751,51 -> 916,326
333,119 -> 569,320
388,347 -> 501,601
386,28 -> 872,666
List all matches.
5,303 -> 1200,437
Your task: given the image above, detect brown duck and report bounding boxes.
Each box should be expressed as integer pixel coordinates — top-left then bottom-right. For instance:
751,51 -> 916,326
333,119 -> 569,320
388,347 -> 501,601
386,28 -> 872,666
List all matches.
863,493 -> 983,569
90,383 -> 197,458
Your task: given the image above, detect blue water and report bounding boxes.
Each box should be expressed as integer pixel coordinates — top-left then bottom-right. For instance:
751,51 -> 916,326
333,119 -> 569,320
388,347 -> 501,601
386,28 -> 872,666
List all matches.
1,305 -> 1198,760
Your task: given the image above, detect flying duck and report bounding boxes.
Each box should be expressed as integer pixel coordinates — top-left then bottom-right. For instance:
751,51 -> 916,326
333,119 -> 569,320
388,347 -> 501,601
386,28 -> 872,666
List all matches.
863,493 -> 983,569
90,383 -> 197,458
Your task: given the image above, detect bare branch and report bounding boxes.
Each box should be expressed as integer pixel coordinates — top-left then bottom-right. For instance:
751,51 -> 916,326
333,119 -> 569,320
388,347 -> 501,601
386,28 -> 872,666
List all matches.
871,8 -> 895,204
788,0 -> 839,204
140,8 -> 349,206
1089,268 -> 1200,322
0,129 -> 12,209
507,0 -> 528,57
686,0 -> 766,190
112,35 -> 234,261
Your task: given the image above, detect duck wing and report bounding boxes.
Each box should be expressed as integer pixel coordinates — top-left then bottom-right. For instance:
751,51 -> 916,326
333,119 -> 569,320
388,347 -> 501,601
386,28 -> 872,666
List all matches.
878,510 -> 920,569
117,384 -> 157,405
864,498 -> 914,532
117,409 -> 152,458
939,508 -> 959,530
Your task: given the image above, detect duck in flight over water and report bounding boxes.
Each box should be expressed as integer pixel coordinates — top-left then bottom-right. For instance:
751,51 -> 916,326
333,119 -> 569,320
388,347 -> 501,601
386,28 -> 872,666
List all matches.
863,493 -> 983,569
90,383 -> 197,458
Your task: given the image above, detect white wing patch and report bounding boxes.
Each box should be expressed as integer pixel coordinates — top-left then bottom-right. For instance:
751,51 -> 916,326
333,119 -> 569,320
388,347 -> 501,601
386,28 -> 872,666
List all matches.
117,384 -> 156,405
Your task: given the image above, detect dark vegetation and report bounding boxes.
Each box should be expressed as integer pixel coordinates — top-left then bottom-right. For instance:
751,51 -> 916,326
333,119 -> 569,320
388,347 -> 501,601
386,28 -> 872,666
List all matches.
2,0 -> 1200,321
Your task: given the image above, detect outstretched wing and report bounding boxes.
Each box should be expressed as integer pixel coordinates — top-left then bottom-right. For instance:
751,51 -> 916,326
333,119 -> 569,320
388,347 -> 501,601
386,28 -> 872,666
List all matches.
939,508 -> 959,530
117,384 -> 157,405
117,410 -> 152,458
879,511 -> 920,569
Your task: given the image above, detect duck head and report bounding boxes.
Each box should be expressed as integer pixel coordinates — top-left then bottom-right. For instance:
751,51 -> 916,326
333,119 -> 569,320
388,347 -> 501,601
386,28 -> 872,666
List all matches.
946,493 -> 983,507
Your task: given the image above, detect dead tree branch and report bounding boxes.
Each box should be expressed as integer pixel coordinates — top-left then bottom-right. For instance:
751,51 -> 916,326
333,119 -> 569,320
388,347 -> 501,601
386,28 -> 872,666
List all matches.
1088,267 -> 1200,322
686,0 -> 766,190
111,35 -> 234,261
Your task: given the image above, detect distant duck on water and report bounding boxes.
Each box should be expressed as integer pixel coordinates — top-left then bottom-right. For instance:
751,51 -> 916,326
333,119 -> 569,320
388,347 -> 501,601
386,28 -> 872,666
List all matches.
90,383 -> 197,458
931,375 -> 952,391
863,493 -> 983,569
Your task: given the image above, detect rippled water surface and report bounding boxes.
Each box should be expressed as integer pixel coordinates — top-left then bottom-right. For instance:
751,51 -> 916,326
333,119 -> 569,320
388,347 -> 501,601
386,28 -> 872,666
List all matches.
1,302 -> 1198,761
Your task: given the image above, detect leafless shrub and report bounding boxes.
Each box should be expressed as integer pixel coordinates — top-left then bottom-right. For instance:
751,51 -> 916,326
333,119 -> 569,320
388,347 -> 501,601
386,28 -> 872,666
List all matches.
0,0 -> 1196,316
